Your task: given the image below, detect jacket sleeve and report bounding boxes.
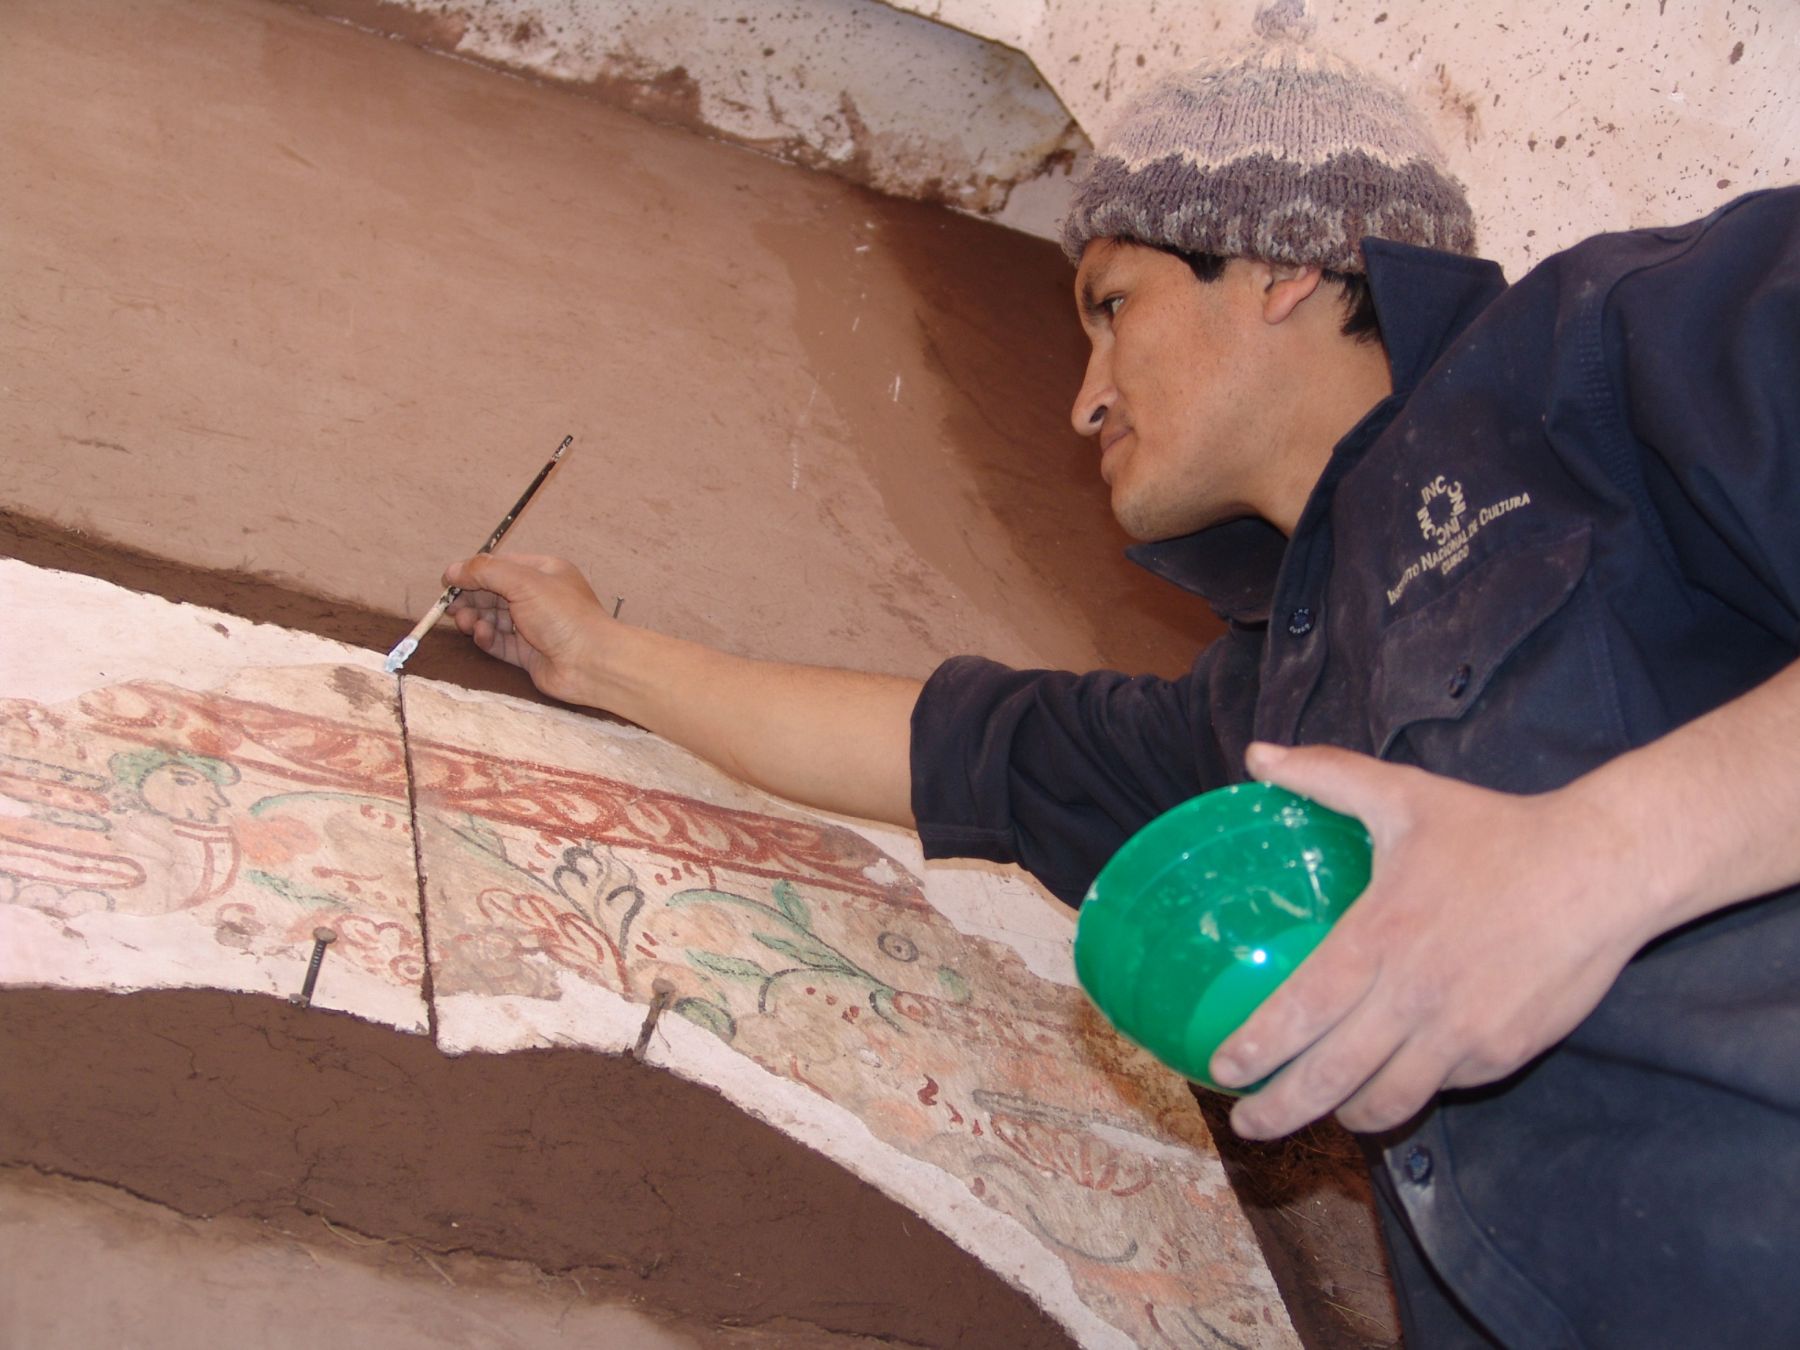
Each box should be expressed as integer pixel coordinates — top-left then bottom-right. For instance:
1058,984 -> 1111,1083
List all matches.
908,627 -> 1260,907
1612,188 -> 1800,647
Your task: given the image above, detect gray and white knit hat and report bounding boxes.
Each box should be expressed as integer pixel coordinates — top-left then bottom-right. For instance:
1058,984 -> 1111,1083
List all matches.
1060,0 -> 1476,273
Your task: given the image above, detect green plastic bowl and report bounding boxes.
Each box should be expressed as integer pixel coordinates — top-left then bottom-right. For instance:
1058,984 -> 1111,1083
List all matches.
1074,782 -> 1372,1093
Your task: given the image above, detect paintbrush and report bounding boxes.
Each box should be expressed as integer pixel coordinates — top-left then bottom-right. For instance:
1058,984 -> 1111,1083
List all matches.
382,434 -> 573,675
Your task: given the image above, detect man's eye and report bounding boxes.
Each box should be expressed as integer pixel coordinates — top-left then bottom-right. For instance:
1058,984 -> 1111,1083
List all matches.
1102,295 -> 1124,317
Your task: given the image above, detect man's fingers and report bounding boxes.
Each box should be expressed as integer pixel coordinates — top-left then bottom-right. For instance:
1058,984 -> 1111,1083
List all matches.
446,555 -> 513,592
1332,1035 -> 1448,1134
1245,741 -> 1423,837
469,616 -> 522,665
443,552 -> 563,593
447,590 -> 509,636
1228,991 -> 1410,1138
447,586 -> 502,611
1211,919 -> 1380,1088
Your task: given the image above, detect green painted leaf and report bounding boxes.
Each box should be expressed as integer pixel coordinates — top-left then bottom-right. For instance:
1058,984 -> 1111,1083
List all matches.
674,997 -> 736,1042
771,879 -> 810,930
936,966 -> 972,1004
687,949 -> 768,981
754,931 -> 858,976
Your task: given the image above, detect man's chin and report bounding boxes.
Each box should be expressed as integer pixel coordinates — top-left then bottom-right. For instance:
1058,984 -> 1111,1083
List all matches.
1111,493 -> 1241,544
1112,508 -> 1177,544
1111,488 -> 1190,543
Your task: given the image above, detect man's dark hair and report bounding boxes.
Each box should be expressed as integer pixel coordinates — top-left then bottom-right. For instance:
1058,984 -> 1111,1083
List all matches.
1146,243 -> 1382,345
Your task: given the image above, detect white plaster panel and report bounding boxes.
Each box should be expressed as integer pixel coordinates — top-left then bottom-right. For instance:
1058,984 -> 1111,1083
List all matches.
0,561 -> 429,1032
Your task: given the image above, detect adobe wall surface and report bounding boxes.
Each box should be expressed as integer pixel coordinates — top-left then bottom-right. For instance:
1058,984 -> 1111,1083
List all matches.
0,1165 -> 896,1350
0,0 -> 1214,690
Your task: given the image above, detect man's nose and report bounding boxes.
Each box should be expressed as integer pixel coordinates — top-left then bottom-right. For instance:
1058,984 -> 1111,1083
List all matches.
1071,353 -> 1112,436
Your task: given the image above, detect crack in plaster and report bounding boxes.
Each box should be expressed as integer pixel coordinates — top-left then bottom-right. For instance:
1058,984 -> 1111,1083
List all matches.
395,674 -> 441,1044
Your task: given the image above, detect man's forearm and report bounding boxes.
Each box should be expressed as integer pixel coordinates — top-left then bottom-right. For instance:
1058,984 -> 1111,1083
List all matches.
1574,656 -> 1800,946
572,622 -> 922,829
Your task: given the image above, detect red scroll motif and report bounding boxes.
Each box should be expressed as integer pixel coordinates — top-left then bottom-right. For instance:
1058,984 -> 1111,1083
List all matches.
76,683 -> 408,795
68,679 -> 925,909
408,737 -> 927,908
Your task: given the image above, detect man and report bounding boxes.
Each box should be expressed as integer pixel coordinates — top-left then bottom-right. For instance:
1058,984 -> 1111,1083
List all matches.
443,3 -> 1800,1341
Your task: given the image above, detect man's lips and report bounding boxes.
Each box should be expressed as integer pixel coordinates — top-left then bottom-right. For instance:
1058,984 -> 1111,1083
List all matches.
1098,426 -> 1132,479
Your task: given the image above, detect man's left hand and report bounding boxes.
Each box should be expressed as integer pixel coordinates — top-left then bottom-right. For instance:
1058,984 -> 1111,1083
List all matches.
1210,743 -> 1654,1139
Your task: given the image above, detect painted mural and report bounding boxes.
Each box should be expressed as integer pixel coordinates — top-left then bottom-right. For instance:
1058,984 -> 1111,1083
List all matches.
0,670 -> 425,1022
403,680 -> 1287,1346
0,632 -> 1289,1344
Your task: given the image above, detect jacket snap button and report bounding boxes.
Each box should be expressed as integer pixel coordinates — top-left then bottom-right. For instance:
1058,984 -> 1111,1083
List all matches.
1446,663 -> 1472,698
1403,1145 -> 1434,1184
1286,607 -> 1315,637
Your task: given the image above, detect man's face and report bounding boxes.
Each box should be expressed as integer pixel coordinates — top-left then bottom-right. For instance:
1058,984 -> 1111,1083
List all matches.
1070,239 -> 1271,542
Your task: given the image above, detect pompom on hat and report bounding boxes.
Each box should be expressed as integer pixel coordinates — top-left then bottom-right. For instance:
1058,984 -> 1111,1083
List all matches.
1060,0 -> 1476,273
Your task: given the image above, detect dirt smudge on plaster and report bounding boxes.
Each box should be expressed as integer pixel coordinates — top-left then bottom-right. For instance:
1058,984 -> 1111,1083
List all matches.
1433,64 -> 1483,147
330,663 -> 387,712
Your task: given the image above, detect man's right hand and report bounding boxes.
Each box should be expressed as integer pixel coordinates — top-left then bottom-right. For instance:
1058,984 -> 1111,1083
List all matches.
439,553 -> 921,829
444,553 -> 612,707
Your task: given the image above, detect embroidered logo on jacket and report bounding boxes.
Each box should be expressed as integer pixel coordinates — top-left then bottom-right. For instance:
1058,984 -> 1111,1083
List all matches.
1387,475 -> 1533,605
1416,476 -> 1467,547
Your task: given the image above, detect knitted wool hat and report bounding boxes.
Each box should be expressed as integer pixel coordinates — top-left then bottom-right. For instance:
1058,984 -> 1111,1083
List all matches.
1060,0 -> 1476,273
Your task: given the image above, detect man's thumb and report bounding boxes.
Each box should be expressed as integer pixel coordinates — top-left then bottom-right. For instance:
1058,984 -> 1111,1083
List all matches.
1244,741 -> 1391,825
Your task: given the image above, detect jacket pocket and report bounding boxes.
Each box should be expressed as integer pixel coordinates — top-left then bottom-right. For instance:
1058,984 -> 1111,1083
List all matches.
1369,524 -> 1604,781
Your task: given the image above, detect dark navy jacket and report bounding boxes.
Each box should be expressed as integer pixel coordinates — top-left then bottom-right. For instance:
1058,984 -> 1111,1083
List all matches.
911,188 -> 1800,1346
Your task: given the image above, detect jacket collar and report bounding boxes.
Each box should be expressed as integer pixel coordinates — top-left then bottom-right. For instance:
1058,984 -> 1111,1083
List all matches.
1125,242 -> 1508,621
1364,239 -> 1508,395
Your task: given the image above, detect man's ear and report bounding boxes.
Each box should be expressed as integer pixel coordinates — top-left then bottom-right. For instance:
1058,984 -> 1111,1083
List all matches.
1256,261 -> 1325,325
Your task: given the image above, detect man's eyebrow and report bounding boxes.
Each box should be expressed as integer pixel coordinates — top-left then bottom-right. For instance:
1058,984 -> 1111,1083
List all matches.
1078,266 -> 1115,317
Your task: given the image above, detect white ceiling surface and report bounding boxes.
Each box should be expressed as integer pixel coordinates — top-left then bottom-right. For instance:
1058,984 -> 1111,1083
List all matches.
382,0 -> 1793,278
905,0 -> 1799,274
398,0 -> 1086,218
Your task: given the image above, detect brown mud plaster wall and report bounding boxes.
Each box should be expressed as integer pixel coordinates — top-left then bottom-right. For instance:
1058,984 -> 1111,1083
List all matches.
3,0 -> 1207,683
0,987 -> 1074,1349
0,511 -> 551,710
